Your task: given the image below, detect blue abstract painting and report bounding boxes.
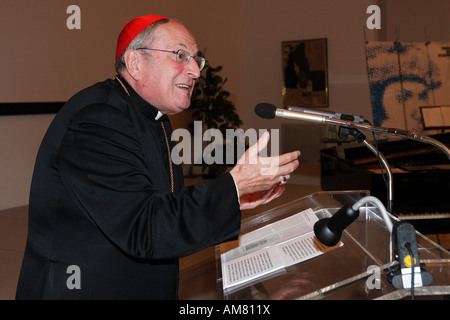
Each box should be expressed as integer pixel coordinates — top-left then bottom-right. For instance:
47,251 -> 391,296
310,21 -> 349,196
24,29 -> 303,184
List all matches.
365,41 -> 450,132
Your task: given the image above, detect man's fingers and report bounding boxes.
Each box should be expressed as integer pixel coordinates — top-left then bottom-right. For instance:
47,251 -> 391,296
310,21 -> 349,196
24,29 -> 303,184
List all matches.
231,130 -> 301,196
239,184 -> 286,210
278,150 -> 301,166
246,130 -> 270,160
260,152 -> 300,177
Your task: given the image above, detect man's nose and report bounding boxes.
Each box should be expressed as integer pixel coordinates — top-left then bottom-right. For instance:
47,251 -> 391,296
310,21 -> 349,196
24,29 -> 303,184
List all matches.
186,58 -> 201,79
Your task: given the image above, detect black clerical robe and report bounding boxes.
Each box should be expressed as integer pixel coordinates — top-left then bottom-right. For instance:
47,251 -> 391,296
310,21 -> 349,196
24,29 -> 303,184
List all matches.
16,76 -> 241,299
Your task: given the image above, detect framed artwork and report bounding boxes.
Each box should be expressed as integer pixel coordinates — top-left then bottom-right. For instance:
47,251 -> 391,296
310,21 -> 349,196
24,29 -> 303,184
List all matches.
282,38 -> 328,108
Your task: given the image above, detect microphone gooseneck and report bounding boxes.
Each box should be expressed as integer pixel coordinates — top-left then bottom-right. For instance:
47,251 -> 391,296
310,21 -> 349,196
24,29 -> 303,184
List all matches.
313,196 -> 393,247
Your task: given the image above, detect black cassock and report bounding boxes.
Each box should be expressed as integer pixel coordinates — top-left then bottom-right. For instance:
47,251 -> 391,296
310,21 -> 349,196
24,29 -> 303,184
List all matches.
16,76 -> 241,299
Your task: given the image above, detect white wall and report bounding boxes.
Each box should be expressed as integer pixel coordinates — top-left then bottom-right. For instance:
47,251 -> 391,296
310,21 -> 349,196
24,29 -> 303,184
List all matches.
1,0 -> 449,210
379,0 -> 450,42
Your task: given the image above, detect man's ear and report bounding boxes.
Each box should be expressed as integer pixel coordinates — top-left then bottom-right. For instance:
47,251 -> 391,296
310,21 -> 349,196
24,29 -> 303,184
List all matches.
123,49 -> 142,80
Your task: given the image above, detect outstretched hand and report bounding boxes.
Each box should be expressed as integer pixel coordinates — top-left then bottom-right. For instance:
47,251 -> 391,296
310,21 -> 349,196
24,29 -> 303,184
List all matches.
230,131 -> 300,210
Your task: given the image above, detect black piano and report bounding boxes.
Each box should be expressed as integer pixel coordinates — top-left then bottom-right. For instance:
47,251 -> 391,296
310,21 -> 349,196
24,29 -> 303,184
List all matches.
320,132 -> 450,234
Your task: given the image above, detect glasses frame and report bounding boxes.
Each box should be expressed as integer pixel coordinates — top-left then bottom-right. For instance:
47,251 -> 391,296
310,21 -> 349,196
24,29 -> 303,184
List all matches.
136,48 -> 205,71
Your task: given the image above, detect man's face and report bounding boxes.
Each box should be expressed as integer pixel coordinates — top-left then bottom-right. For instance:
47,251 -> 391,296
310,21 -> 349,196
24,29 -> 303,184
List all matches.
134,21 -> 201,115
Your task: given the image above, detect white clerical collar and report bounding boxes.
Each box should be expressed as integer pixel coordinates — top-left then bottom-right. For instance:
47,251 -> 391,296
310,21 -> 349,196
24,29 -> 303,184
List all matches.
155,111 -> 163,120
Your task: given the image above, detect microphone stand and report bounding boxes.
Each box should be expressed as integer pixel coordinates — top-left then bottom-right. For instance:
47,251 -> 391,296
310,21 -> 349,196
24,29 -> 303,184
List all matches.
274,108 -> 450,160
271,107 -> 450,212
339,127 -> 394,213
322,117 -> 450,160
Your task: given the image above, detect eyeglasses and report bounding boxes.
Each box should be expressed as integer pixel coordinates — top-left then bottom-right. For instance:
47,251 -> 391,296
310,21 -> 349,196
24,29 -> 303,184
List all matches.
136,48 -> 206,71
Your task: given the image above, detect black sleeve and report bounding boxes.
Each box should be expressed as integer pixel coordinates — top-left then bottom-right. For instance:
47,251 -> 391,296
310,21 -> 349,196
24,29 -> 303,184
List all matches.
57,103 -> 241,260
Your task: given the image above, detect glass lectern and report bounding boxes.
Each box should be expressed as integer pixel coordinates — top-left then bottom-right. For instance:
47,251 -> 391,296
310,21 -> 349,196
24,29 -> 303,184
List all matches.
215,191 -> 450,300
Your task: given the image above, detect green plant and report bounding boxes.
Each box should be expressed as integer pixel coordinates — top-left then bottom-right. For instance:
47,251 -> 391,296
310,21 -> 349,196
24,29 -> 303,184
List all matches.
189,53 -> 243,178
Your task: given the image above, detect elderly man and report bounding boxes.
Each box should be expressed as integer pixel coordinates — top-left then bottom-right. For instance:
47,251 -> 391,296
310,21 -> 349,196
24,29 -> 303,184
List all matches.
16,15 -> 300,299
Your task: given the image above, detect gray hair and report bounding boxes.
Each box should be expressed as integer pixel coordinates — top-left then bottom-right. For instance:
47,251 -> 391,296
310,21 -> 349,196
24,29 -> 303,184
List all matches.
114,18 -> 170,74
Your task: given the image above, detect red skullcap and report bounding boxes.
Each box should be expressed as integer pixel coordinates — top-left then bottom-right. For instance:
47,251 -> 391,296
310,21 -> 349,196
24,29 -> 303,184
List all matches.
116,15 -> 168,61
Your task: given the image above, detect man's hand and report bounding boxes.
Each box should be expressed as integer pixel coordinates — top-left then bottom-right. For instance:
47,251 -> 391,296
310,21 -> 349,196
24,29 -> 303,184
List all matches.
238,184 -> 286,210
230,131 -> 300,210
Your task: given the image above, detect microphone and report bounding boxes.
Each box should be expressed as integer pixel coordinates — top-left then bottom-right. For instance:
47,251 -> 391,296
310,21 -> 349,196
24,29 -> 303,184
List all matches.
313,194 -> 434,296
287,105 -> 366,123
313,204 -> 359,247
254,103 -> 450,160
313,196 -> 393,247
255,103 -> 326,124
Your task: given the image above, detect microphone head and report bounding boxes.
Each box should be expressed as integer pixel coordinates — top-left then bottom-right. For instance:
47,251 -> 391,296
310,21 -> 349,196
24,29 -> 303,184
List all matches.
313,204 -> 359,247
255,103 -> 276,119
313,218 -> 341,247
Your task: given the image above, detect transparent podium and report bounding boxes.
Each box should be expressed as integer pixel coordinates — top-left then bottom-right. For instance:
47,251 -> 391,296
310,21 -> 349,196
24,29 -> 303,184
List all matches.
215,191 -> 450,300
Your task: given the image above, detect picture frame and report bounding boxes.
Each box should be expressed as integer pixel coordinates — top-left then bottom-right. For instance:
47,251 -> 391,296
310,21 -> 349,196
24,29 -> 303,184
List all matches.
282,38 -> 328,108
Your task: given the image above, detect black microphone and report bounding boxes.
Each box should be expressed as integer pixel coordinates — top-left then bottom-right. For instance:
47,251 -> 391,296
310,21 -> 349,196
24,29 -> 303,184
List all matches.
254,103 -> 277,119
313,204 -> 359,247
312,194 -> 434,295
314,196 -> 393,247
287,105 -> 366,123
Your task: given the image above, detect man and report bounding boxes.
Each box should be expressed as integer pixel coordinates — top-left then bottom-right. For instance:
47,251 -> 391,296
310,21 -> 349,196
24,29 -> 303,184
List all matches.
16,15 -> 300,299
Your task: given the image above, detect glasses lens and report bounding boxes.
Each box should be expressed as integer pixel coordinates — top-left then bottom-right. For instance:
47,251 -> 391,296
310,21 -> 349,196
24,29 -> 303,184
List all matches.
175,49 -> 205,71
176,50 -> 190,63
195,57 -> 205,71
